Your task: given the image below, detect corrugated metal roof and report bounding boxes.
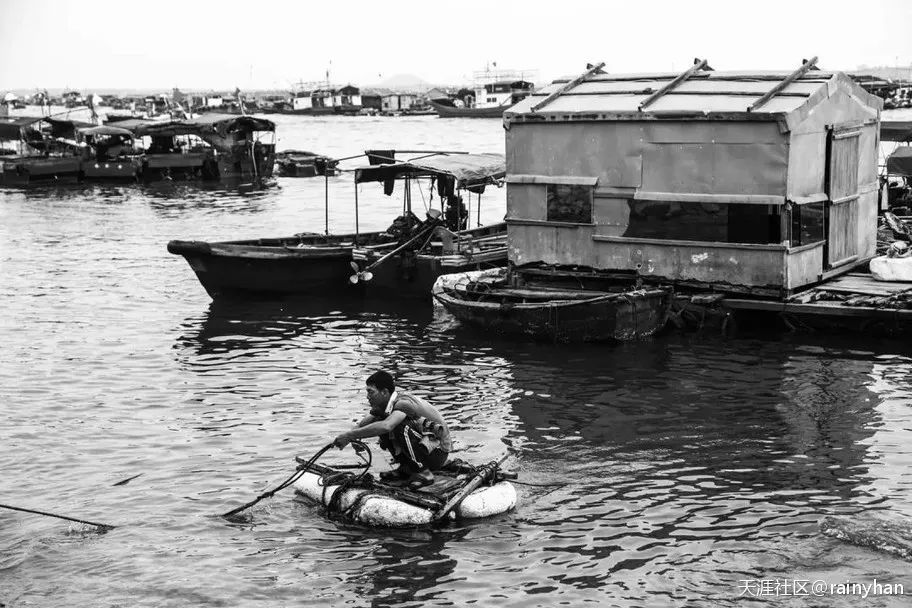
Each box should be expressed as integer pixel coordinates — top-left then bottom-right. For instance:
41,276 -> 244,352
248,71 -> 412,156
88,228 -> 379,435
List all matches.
507,71 -> 839,118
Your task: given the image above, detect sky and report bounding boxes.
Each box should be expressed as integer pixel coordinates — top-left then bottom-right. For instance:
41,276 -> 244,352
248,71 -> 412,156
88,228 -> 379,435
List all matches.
1,0 -> 910,92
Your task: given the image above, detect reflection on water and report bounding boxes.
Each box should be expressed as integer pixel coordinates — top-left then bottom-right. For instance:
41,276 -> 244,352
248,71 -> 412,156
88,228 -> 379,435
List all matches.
2,116 -> 912,607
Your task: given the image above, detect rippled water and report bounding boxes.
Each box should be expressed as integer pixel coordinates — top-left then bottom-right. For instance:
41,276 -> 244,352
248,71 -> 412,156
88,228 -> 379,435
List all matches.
2,113 -> 912,607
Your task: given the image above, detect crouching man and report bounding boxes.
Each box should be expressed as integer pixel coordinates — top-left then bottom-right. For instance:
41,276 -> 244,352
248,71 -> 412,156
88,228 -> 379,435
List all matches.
333,371 -> 451,489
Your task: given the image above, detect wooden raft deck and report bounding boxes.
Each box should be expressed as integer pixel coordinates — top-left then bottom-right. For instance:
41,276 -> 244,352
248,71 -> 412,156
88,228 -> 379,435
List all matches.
722,273 -> 912,321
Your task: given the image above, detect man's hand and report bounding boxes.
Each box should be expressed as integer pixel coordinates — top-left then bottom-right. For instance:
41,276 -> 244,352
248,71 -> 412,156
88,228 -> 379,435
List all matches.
333,432 -> 351,449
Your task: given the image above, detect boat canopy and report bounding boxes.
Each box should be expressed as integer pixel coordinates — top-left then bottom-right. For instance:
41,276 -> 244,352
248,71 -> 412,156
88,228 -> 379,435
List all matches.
882,120 -> 912,143
354,152 -> 505,190
45,117 -> 95,139
887,147 -> 912,177
0,116 -> 45,139
79,125 -> 133,137
133,113 -> 276,138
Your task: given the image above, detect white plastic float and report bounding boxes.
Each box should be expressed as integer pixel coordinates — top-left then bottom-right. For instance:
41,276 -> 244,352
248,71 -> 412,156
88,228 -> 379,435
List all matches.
293,470 -> 516,527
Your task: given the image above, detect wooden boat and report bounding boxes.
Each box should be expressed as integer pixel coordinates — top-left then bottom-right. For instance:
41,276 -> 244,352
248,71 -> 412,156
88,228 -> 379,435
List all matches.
169,150 -> 507,300
0,116 -> 82,186
433,267 -> 672,342
167,230 -> 394,298
111,113 -> 275,181
293,457 -> 516,528
429,100 -> 509,118
274,149 -> 337,177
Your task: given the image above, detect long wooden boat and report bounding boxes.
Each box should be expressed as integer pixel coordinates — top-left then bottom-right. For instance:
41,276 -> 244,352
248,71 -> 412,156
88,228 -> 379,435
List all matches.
429,100 -> 508,118
168,150 -> 508,300
167,231 -> 393,298
433,268 -> 672,342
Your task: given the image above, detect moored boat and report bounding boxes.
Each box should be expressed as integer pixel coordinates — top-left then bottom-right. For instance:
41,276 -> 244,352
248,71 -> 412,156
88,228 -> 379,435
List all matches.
274,149 -> 338,177
169,149 -> 508,300
433,267 -> 672,342
167,231 -> 394,298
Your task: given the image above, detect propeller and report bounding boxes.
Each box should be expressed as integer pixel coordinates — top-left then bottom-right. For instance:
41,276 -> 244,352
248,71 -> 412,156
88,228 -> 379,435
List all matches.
349,211 -> 443,285
349,260 -> 373,283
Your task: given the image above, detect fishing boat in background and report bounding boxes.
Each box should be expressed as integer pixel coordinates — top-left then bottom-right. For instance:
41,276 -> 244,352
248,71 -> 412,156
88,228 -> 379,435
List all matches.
106,113 -> 275,181
431,67 -> 535,118
0,116 -> 83,186
433,266 -> 672,342
274,150 -> 338,177
168,149 -> 507,299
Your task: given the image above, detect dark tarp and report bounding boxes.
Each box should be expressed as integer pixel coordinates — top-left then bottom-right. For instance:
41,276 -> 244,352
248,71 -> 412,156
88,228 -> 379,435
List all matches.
882,120 -> 912,143
103,118 -> 159,133
887,146 -> 912,177
0,116 -> 45,139
79,125 -> 134,137
354,152 -> 505,190
133,113 -> 275,138
45,117 -> 95,139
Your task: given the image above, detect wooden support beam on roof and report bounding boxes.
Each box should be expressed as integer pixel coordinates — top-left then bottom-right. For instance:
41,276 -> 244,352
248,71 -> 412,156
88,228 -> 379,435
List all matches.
530,62 -> 606,112
748,56 -> 819,112
638,58 -> 712,111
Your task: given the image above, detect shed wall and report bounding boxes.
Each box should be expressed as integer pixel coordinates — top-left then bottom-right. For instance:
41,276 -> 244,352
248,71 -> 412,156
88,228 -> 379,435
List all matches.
506,120 -> 789,286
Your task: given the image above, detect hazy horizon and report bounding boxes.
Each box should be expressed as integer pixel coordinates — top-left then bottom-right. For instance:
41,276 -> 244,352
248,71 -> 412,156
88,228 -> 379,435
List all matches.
1,0 -> 910,92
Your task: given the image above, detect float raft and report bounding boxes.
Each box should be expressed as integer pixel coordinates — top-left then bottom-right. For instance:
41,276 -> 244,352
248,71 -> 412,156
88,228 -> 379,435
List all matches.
293,458 -> 517,527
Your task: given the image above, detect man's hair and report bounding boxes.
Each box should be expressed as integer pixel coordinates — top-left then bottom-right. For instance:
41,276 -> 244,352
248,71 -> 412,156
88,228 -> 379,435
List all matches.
366,370 -> 395,393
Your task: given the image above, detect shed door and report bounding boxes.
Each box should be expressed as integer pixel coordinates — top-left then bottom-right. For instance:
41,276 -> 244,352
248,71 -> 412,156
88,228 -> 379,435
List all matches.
825,127 -> 860,269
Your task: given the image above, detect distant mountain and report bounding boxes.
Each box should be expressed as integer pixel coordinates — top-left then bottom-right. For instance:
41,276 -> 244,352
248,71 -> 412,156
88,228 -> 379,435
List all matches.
369,74 -> 432,92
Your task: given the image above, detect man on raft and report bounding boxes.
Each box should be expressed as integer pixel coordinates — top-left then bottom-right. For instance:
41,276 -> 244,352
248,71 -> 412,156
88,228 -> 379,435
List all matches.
333,371 -> 452,490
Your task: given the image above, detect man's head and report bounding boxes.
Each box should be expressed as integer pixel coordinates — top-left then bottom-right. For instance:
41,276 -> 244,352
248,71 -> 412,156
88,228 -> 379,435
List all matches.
366,370 -> 395,416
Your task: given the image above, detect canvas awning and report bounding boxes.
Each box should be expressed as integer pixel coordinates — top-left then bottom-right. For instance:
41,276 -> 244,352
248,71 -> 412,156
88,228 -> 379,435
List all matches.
79,125 -> 133,137
0,116 -> 48,139
887,146 -> 912,177
135,113 -> 275,138
354,152 -> 505,189
882,120 -> 912,143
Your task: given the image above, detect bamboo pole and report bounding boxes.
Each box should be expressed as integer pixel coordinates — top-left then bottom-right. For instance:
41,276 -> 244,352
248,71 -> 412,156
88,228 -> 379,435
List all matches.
639,58 -> 711,111
748,57 -> 819,112
531,62 -> 606,113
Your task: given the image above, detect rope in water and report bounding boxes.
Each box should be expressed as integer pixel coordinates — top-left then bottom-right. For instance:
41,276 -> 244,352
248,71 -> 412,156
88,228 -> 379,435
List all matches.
222,440 -> 371,519
0,502 -> 115,530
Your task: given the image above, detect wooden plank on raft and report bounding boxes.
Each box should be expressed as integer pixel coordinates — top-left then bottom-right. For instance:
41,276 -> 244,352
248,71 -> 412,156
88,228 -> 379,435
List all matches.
639,58 -> 711,111
531,62 -> 606,112
748,57 -> 818,112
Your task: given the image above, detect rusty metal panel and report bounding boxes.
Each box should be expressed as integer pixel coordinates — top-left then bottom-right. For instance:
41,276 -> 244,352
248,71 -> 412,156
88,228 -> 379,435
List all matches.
786,244 -> 825,289
786,132 -> 826,199
592,197 -> 631,237
508,122 -> 644,188
506,184 -> 545,221
591,239 -> 786,287
507,223 -> 597,267
645,121 -> 784,144
641,142 -> 787,195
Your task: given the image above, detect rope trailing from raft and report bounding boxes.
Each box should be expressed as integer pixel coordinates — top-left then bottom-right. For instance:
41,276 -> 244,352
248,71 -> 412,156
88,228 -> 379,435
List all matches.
0,502 -> 115,531
222,440 -> 370,520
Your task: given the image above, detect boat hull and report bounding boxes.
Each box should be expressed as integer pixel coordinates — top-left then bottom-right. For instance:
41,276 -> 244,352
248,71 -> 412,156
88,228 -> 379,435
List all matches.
434,270 -> 671,342
167,233 -> 391,298
0,156 -> 82,186
429,101 -> 509,118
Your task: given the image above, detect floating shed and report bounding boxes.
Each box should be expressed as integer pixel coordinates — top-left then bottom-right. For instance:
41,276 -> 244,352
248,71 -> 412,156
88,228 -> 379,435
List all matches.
503,59 -> 884,296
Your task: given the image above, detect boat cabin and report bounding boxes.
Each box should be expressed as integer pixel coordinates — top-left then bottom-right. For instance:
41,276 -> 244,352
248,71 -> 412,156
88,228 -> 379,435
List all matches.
0,116 -> 83,185
474,80 -> 534,109
133,113 -> 276,180
503,59 -> 883,296
881,120 -> 912,212
77,124 -> 142,179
